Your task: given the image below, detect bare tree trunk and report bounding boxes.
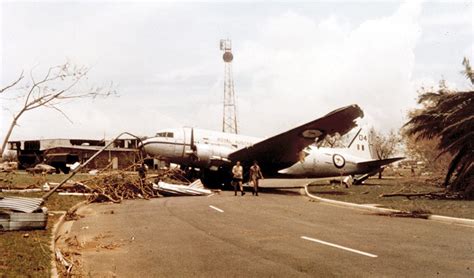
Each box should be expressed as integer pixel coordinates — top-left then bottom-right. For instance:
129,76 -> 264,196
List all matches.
378,168 -> 383,179
0,111 -> 24,156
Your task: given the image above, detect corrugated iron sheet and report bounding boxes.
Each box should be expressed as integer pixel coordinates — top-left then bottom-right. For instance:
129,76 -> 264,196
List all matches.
0,211 -> 47,231
153,181 -> 212,196
0,197 -> 43,213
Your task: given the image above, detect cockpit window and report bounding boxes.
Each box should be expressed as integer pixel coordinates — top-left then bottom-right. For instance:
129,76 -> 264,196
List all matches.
155,132 -> 174,138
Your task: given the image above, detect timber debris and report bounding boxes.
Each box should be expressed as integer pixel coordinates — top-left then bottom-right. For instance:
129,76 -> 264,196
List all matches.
60,168 -> 206,202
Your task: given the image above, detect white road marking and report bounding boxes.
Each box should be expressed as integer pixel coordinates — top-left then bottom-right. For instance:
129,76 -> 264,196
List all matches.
209,205 -> 224,213
301,236 -> 378,258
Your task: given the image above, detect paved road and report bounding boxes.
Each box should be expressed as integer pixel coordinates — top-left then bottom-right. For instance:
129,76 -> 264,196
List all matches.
68,190 -> 473,277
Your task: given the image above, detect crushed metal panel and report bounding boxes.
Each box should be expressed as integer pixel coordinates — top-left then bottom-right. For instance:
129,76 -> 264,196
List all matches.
154,181 -> 212,196
188,179 -> 205,189
0,211 -> 47,231
0,197 -> 44,213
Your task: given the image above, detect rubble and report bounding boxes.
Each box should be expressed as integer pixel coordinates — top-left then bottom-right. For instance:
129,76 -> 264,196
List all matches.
56,168 -> 204,202
80,171 -> 157,203
26,163 -> 56,175
0,161 -> 18,172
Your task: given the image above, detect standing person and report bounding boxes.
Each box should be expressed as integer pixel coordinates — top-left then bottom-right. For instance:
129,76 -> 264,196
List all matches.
138,162 -> 147,184
232,161 -> 245,196
249,160 -> 263,196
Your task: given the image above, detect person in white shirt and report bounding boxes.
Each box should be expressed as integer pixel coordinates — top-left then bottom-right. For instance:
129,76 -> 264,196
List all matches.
232,161 -> 245,196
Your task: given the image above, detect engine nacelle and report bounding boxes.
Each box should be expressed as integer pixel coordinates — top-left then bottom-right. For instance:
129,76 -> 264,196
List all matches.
192,144 -> 233,168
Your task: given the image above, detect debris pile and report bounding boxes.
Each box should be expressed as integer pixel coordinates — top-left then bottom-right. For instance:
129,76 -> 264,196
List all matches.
62,168 -> 203,202
74,172 -> 156,203
0,197 -> 47,231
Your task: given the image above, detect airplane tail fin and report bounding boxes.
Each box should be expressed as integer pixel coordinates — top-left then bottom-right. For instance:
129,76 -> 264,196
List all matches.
346,128 -> 374,160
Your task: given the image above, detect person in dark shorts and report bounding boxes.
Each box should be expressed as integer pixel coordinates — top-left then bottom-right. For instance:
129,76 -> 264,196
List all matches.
249,160 -> 263,196
232,161 -> 244,196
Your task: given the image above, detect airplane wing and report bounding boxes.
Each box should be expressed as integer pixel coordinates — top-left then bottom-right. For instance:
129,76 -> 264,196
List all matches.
356,157 -> 405,170
228,104 -> 364,172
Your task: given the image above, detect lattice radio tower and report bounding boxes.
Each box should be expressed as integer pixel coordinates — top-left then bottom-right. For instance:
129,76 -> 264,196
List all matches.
220,39 -> 238,134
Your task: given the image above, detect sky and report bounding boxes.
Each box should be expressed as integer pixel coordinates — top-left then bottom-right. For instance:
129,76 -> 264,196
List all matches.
0,0 -> 472,142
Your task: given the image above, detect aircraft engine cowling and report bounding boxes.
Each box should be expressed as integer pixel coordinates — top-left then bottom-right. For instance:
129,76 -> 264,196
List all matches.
190,144 -> 233,168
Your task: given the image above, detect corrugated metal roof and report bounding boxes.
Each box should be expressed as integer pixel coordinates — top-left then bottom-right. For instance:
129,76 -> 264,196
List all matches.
0,197 -> 43,213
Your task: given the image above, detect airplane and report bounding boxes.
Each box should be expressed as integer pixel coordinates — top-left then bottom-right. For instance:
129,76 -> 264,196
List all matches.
140,104 -> 365,187
277,128 -> 404,185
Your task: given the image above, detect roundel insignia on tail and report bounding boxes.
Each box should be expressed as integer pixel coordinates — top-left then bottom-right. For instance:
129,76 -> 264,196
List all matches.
301,129 -> 323,139
333,154 -> 345,168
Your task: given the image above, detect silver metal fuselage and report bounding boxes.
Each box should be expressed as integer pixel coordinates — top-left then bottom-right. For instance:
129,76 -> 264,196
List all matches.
141,127 -> 378,178
277,146 -> 373,178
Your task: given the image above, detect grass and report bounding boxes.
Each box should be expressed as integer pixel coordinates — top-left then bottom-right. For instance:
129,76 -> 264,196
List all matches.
1,191 -> 86,277
0,171 -> 91,189
0,214 -> 60,277
308,176 -> 474,219
0,171 -> 101,276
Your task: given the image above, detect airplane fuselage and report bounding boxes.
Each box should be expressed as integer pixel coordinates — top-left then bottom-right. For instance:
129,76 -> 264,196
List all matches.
278,146 -> 377,178
142,127 -> 382,178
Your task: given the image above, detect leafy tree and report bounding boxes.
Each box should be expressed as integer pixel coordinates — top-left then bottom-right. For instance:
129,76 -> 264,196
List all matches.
404,58 -> 474,198
402,135 -> 451,174
0,62 -> 114,156
318,132 -> 348,148
368,128 -> 401,178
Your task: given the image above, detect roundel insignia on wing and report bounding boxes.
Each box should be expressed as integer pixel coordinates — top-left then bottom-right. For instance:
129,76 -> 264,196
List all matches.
332,154 -> 345,168
301,129 -> 323,139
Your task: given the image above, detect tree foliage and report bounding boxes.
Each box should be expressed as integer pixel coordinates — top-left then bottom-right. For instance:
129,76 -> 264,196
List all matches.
404,58 -> 474,198
402,135 -> 451,174
368,128 -> 401,178
318,132 -> 348,148
369,128 -> 401,160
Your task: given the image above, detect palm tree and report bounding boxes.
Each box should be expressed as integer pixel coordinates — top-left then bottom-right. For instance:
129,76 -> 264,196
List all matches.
405,58 -> 474,198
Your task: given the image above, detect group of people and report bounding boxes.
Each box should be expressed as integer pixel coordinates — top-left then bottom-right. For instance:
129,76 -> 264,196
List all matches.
231,160 -> 264,196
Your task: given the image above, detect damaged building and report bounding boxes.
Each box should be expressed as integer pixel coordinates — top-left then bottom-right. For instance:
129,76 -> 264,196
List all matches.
7,138 -> 141,173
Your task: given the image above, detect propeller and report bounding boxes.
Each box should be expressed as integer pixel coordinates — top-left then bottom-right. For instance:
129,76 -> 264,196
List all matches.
189,127 -> 198,162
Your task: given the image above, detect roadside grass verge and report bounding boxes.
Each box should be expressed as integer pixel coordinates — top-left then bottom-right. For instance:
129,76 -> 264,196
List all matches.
308,177 -> 474,219
0,192 -> 86,277
0,171 -> 91,189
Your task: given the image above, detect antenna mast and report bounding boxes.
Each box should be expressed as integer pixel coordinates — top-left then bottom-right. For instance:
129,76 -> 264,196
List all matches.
220,39 -> 238,134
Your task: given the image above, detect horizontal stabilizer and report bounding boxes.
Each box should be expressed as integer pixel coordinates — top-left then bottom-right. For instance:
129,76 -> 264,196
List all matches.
356,157 -> 404,169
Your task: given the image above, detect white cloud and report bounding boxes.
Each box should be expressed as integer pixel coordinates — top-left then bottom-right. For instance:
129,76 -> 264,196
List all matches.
236,1 -> 422,136
2,0 -> 470,143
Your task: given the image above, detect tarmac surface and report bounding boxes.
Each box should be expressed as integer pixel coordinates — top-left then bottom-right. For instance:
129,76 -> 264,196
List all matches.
68,186 -> 474,277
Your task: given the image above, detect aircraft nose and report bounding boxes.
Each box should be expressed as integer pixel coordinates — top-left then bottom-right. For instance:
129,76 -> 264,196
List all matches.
138,139 -> 150,153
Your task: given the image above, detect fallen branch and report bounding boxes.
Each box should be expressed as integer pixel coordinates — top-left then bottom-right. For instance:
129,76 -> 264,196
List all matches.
379,191 -> 462,200
375,210 -> 431,219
